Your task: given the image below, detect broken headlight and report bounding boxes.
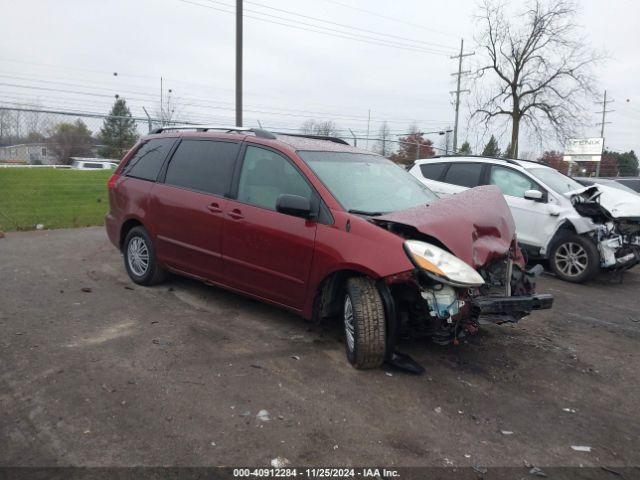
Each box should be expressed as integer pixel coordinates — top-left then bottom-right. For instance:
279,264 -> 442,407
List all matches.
404,240 -> 485,287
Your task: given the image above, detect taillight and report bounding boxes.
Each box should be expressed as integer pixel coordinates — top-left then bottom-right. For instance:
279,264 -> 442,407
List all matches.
107,174 -> 119,190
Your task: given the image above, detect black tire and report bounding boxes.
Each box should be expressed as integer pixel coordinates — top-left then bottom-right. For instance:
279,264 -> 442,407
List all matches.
123,226 -> 167,286
549,232 -> 599,283
342,277 -> 387,369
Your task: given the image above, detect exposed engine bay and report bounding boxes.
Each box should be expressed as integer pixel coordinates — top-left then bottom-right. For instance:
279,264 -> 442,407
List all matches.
570,186 -> 640,271
385,247 -> 550,349
371,188 -> 553,351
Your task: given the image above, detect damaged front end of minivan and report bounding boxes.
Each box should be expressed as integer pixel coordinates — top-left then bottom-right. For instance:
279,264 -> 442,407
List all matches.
370,186 -> 553,370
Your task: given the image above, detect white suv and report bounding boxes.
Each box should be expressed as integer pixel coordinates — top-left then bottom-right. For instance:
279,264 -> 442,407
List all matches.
409,156 -> 640,282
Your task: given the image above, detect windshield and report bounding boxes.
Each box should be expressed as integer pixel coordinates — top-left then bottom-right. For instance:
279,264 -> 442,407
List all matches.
299,151 -> 438,214
528,167 -> 584,194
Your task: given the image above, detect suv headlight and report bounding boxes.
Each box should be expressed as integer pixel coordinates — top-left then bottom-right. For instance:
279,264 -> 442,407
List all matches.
404,240 -> 485,287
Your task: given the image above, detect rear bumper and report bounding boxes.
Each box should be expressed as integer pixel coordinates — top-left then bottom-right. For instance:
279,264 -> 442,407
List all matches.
472,293 -> 554,319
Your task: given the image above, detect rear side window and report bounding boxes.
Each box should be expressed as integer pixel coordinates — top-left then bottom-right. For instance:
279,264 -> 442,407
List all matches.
164,140 -> 239,195
443,162 -> 483,188
419,162 -> 447,180
123,138 -> 175,181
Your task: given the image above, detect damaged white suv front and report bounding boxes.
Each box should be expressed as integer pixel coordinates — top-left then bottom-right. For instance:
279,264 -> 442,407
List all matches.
522,165 -> 640,282
409,157 -> 640,283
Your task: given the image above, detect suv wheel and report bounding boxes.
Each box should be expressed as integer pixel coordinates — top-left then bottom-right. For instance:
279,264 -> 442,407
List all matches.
342,277 -> 386,369
123,226 -> 167,286
549,233 -> 599,283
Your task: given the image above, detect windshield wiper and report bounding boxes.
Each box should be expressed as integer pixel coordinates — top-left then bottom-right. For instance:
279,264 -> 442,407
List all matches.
348,209 -> 384,216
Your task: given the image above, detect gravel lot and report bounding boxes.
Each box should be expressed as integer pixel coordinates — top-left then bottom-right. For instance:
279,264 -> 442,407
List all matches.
1,227 -> 639,469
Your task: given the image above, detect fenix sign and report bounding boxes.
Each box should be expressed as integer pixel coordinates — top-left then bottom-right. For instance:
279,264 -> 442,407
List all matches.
563,137 -> 604,162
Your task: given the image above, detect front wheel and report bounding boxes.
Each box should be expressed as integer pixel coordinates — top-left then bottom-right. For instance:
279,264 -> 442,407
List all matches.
343,277 -> 386,369
549,233 -> 599,283
123,226 -> 167,286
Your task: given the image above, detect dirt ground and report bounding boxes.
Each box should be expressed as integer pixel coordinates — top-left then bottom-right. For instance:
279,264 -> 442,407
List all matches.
1,227 -> 639,469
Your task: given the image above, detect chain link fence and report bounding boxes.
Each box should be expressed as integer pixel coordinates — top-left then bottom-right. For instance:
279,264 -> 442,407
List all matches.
0,105 -> 452,231
0,106 -> 192,166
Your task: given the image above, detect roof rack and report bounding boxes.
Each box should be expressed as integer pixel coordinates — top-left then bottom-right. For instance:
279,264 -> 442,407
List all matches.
274,133 -> 349,145
151,124 -> 276,139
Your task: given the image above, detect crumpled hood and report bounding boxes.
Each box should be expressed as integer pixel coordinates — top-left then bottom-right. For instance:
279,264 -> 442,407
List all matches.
374,185 -> 519,268
565,184 -> 640,219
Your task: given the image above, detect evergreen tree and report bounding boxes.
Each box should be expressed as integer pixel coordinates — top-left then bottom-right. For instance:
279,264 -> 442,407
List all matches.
98,98 -> 138,159
502,143 -> 512,158
617,150 -> 639,176
458,141 -> 472,155
482,135 -> 501,157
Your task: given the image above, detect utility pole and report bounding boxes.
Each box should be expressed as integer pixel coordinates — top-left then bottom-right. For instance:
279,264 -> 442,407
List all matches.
365,109 -> 371,150
236,0 -> 243,127
595,89 -> 614,177
160,77 -> 163,125
450,39 -> 474,154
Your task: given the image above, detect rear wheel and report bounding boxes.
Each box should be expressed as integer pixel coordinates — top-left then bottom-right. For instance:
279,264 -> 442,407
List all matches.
342,277 -> 386,369
123,226 -> 167,286
549,233 -> 599,283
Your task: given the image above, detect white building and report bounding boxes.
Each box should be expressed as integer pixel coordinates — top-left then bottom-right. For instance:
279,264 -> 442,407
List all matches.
0,143 -> 58,164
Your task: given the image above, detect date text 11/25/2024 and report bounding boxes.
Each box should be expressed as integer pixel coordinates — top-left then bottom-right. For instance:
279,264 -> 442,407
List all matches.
233,468 -> 400,478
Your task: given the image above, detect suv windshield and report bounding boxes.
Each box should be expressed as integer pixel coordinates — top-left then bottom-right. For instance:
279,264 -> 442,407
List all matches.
299,151 -> 437,214
528,167 -> 584,195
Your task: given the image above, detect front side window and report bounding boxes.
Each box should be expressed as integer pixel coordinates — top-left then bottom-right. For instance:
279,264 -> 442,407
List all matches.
528,167 -> 584,194
443,162 -> 483,188
490,165 -> 539,198
237,146 -> 312,210
165,140 -> 239,195
123,138 -> 175,181
299,151 -> 437,214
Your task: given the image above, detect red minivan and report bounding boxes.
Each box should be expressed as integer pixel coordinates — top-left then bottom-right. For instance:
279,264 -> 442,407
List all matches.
106,126 -> 552,372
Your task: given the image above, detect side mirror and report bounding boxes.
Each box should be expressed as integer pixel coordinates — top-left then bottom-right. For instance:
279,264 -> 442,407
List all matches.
524,189 -> 544,202
276,194 -> 312,219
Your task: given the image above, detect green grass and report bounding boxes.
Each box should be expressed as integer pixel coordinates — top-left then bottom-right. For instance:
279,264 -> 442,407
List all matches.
0,168 -> 112,231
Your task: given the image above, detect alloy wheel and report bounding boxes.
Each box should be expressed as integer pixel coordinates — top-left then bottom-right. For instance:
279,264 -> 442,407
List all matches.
343,295 -> 355,352
554,242 -> 588,278
127,236 -> 149,277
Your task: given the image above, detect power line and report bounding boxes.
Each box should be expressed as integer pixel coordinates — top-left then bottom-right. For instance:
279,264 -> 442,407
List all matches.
176,0 -> 452,56
318,0 -> 460,38
0,79 -> 453,125
0,58 -> 456,118
240,0 -> 457,51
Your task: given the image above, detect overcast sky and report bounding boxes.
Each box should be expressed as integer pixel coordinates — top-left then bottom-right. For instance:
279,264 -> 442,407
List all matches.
1,0 -> 638,156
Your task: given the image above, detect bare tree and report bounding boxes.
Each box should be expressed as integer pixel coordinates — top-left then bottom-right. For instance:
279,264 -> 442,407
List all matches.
47,120 -> 94,165
375,121 -> 393,157
300,119 -> 340,136
472,0 -> 602,158
154,91 -> 181,126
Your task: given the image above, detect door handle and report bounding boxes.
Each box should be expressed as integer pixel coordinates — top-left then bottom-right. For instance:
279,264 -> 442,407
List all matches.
207,202 -> 222,213
228,209 -> 244,220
